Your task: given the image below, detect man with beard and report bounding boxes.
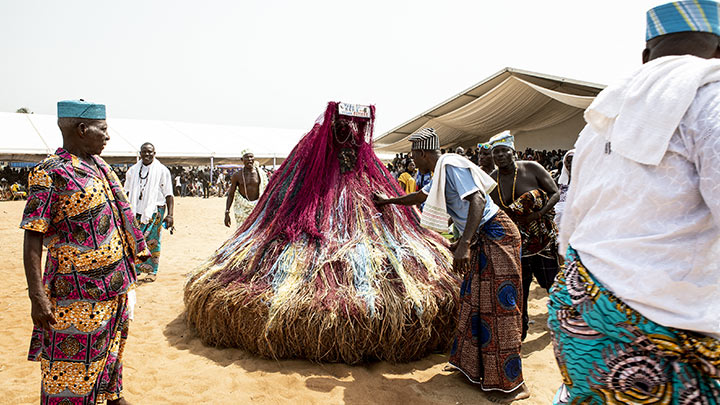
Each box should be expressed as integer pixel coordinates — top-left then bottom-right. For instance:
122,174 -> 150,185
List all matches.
225,151 -> 268,228
21,100 -> 149,404
124,142 -> 174,282
488,132 -> 559,341
548,2 -> 720,402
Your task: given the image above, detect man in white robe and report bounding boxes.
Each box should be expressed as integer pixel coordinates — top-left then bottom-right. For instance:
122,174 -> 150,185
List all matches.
548,2 -> 720,403
124,142 -> 174,281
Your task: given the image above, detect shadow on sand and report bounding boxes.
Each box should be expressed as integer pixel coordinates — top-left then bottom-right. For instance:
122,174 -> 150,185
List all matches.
163,313 -> 517,404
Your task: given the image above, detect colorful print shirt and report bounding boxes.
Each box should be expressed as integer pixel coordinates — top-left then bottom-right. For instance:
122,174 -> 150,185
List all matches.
20,148 -> 149,302
504,188 -> 557,257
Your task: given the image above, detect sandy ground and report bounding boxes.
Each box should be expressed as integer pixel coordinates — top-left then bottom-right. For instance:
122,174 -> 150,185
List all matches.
0,197 -> 561,404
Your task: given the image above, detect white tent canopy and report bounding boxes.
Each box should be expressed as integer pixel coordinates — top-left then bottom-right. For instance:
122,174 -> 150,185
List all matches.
374,68 -> 605,153
0,112 -> 306,166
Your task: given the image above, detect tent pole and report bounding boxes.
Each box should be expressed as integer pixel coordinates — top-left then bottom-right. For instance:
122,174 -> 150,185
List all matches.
210,157 -> 214,184
273,154 -> 276,169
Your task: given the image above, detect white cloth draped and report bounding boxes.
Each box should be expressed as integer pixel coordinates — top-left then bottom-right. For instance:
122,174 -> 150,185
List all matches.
557,150 -> 574,186
560,72 -> 720,339
124,159 -> 173,224
420,153 -> 496,233
584,55 -> 720,166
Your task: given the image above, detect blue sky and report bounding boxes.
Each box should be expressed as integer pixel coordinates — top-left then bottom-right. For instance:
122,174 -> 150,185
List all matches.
1,0 -> 662,134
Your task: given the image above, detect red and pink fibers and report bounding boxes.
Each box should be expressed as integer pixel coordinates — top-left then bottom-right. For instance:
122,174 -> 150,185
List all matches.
184,102 -> 459,364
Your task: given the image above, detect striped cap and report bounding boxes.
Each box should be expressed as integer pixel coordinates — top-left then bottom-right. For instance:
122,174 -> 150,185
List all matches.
646,1 -> 720,41
408,128 -> 440,151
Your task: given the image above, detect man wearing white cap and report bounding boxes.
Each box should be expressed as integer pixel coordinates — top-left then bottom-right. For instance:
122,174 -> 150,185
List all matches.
374,128 -> 530,403
548,1 -> 720,403
488,131 -> 560,342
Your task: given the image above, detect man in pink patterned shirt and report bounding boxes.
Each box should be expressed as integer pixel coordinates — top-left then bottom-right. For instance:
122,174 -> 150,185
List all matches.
21,100 -> 149,405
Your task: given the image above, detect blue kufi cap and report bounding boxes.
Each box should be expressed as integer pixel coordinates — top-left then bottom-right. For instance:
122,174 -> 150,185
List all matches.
646,1 -> 720,41
57,99 -> 106,120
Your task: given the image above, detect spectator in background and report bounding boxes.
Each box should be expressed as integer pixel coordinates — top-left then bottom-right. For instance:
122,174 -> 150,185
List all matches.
124,142 -> 175,282
225,152 -> 268,228
397,159 -> 418,195
174,173 -> 182,196
201,169 -> 210,198
10,181 -> 27,200
477,143 -> 494,174
553,149 -> 574,228
0,178 -> 10,200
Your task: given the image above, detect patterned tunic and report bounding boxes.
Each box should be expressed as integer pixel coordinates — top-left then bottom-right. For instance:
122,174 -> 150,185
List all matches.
20,148 -> 148,403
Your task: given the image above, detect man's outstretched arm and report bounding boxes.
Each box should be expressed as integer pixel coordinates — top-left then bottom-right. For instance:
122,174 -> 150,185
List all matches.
373,190 -> 427,207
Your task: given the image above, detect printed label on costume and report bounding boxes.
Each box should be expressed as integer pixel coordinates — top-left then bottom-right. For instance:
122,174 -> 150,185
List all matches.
338,103 -> 371,118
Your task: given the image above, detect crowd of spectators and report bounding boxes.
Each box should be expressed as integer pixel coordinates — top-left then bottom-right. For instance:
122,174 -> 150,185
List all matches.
114,165 -> 276,198
0,166 -> 30,200
0,163 -> 276,201
4,146 -> 566,201
1,166 -> 30,187
385,146 -> 569,190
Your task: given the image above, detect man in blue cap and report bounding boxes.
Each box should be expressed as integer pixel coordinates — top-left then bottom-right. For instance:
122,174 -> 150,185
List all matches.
548,2 -> 720,403
21,100 -> 149,404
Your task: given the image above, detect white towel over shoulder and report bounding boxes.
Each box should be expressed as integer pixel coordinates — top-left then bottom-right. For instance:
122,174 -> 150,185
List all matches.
124,159 -> 171,224
420,153 -> 496,233
585,55 -> 720,166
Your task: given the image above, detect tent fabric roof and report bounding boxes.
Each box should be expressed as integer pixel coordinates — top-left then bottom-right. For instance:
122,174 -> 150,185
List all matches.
0,112 -> 305,165
373,68 -> 605,153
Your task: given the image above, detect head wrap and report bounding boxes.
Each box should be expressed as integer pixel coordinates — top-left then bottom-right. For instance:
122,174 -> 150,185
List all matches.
57,99 -> 106,120
408,128 -> 440,151
488,131 -> 515,150
558,149 -> 575,186
646,1 -> 720,41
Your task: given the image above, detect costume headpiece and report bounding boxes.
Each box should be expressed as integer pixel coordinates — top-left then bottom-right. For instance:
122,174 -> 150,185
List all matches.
408,128 -> 440,151
57,99 -> 106,120
646,1 -> 720,41
488,131 -> 515,150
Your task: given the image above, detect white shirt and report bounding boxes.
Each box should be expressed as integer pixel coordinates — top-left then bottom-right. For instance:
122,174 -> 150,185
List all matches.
124,161 -> 173,222
560,82 -> 720,339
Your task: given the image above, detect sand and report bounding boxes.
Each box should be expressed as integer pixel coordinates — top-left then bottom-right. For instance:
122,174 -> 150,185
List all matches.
0,197 -> 562,404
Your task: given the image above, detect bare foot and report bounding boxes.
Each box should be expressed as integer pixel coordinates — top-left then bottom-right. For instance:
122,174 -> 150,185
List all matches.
107,398 -> 131,405
486,384 -> 530,404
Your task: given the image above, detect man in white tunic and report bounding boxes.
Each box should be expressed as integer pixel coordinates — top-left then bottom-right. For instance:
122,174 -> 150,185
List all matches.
124,142 -> 174,281
547,2 -> 720,403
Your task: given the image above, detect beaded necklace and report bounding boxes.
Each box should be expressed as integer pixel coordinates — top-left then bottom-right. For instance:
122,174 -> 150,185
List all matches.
138,165 -> 149,200
496,164 -> 517,209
